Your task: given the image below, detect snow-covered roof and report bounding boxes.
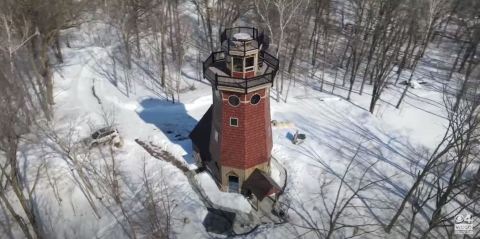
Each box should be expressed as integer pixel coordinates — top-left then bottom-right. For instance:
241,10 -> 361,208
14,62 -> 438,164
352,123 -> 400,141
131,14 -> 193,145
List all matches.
233,32 -> 252,41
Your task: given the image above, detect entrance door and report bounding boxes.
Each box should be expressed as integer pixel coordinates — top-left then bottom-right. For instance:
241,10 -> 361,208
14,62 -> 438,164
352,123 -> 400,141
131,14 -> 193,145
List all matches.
228,175 -> 239,193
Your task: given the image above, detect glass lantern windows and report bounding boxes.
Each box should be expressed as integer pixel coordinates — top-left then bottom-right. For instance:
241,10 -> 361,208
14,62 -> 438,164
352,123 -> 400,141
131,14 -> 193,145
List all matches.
229,54 -> 257,74
233,57 -> 243,72
245,56 -> 255,72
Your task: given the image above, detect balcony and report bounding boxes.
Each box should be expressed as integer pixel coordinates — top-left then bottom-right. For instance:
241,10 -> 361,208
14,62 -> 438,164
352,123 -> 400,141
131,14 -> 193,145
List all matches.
202,50 -> 280,93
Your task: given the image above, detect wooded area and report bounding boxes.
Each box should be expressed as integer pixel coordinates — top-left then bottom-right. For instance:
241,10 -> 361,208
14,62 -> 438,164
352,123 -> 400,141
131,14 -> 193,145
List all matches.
0,0 -> 479,238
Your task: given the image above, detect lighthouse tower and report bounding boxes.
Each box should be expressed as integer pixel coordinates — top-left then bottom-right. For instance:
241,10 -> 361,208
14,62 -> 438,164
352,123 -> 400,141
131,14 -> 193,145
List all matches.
190,27 -> 280,197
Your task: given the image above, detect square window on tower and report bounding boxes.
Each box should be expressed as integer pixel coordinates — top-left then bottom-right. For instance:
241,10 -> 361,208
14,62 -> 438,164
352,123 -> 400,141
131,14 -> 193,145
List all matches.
230,117 -> 238,127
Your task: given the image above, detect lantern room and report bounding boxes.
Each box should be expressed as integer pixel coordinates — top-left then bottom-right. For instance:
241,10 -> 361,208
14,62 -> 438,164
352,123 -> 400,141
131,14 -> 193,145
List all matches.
202,27 -> 279,94
223,32 -> 259,78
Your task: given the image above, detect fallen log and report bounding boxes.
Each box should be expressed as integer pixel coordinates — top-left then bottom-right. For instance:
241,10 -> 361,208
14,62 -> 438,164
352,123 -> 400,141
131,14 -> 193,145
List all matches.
135,139 -> 189,173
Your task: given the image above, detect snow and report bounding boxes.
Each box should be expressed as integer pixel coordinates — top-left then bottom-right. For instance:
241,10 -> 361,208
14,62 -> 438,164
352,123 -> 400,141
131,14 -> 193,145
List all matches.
37,39 -> 449,239
195,173 -> 252,213
233,32 -> 252,41
410,80 -> 422,89
269,157 -> 286,188
47,38 -> 448,238
29,22 -> 211,239
13,13 -> 460,239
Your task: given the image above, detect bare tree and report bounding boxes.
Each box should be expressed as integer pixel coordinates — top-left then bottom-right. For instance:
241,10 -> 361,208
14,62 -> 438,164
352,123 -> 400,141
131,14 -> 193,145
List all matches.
4,0 -> 88,119
0,9 -> 46,238
254,0 -> 309,101
190,0 -> 215,52
367,1 -> 405,113
90,146 -> 138,239
385,73 -> 480,233
135,159 -> 176,238
285,145 -> 387,239
38,122 -> 103,219
417,0 -> 451,58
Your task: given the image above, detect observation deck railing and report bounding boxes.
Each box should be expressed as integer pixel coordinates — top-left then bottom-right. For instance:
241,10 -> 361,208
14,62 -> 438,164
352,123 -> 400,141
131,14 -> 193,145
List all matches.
202,50 -> 279,93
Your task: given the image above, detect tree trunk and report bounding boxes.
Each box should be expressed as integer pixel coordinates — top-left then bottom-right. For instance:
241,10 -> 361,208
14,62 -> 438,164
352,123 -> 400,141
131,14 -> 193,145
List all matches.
287,30 -> 302,73
469,165 -> 480,197
447,42 -> 465,81
205,3 -> 214,51
458,43 -> 477,73
394,29 -> 414,85
53,35 -> 63,63
396,71 -> 416,109
0,193 -> 34,239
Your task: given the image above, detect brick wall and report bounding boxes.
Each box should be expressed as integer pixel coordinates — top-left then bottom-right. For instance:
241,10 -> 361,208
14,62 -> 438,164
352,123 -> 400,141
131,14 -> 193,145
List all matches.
231,70 -> 256,78
219,88 -> 272,169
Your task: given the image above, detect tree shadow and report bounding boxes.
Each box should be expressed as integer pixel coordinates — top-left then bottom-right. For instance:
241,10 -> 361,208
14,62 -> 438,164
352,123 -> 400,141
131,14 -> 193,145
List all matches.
136,98 -> 198,165
202,208 -> 235,235
275,103 -> 439,229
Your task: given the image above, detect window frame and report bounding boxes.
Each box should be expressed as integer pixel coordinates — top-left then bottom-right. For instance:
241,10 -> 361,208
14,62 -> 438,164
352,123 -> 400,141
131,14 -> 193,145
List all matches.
250,94 -> 261,105
228,95 -> 241,107
244,56 -> 255,72
232,57 -> 243,72
230,117 -> 239,127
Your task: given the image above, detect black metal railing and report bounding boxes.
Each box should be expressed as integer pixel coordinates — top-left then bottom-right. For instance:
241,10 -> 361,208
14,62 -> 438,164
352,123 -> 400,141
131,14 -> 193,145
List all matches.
203,50 -> 279,93
202,51 -> 224,76
260,51 -> 279,69
215,73 -> 276,91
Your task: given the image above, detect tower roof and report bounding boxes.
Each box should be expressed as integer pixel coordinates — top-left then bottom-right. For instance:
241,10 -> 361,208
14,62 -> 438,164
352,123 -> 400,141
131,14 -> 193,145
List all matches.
242,169 -> 281,201
189,105 -> 212,163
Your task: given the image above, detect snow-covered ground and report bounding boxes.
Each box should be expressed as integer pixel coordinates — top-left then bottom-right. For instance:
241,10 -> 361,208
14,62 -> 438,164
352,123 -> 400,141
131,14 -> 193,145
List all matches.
34,25 -> 212,238
195,173 -> 251,213
22,18 -> 458,239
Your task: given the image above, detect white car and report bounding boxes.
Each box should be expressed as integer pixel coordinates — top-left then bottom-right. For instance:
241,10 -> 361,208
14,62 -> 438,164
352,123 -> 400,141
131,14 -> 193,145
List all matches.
83,127 -> 122,148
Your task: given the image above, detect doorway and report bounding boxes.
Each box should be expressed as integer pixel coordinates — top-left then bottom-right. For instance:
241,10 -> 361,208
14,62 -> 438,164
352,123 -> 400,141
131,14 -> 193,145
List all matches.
228,175 -> 239,193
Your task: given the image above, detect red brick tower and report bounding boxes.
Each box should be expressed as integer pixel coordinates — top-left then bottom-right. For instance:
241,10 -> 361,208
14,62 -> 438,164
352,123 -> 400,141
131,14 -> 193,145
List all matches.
190,27 -> 280,194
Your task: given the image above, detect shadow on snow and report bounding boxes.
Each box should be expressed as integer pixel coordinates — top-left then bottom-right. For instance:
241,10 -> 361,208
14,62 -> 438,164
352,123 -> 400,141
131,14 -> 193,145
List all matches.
136,98 -> 198,165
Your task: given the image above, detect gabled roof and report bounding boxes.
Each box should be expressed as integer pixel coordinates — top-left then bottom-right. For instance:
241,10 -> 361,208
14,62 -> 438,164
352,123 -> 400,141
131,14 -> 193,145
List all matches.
189,105 -> 213,163
242,169 -> 281,201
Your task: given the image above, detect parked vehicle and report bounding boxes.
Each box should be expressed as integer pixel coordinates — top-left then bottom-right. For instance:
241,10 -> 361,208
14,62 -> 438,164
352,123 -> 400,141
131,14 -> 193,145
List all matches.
83,126 -> 123,148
